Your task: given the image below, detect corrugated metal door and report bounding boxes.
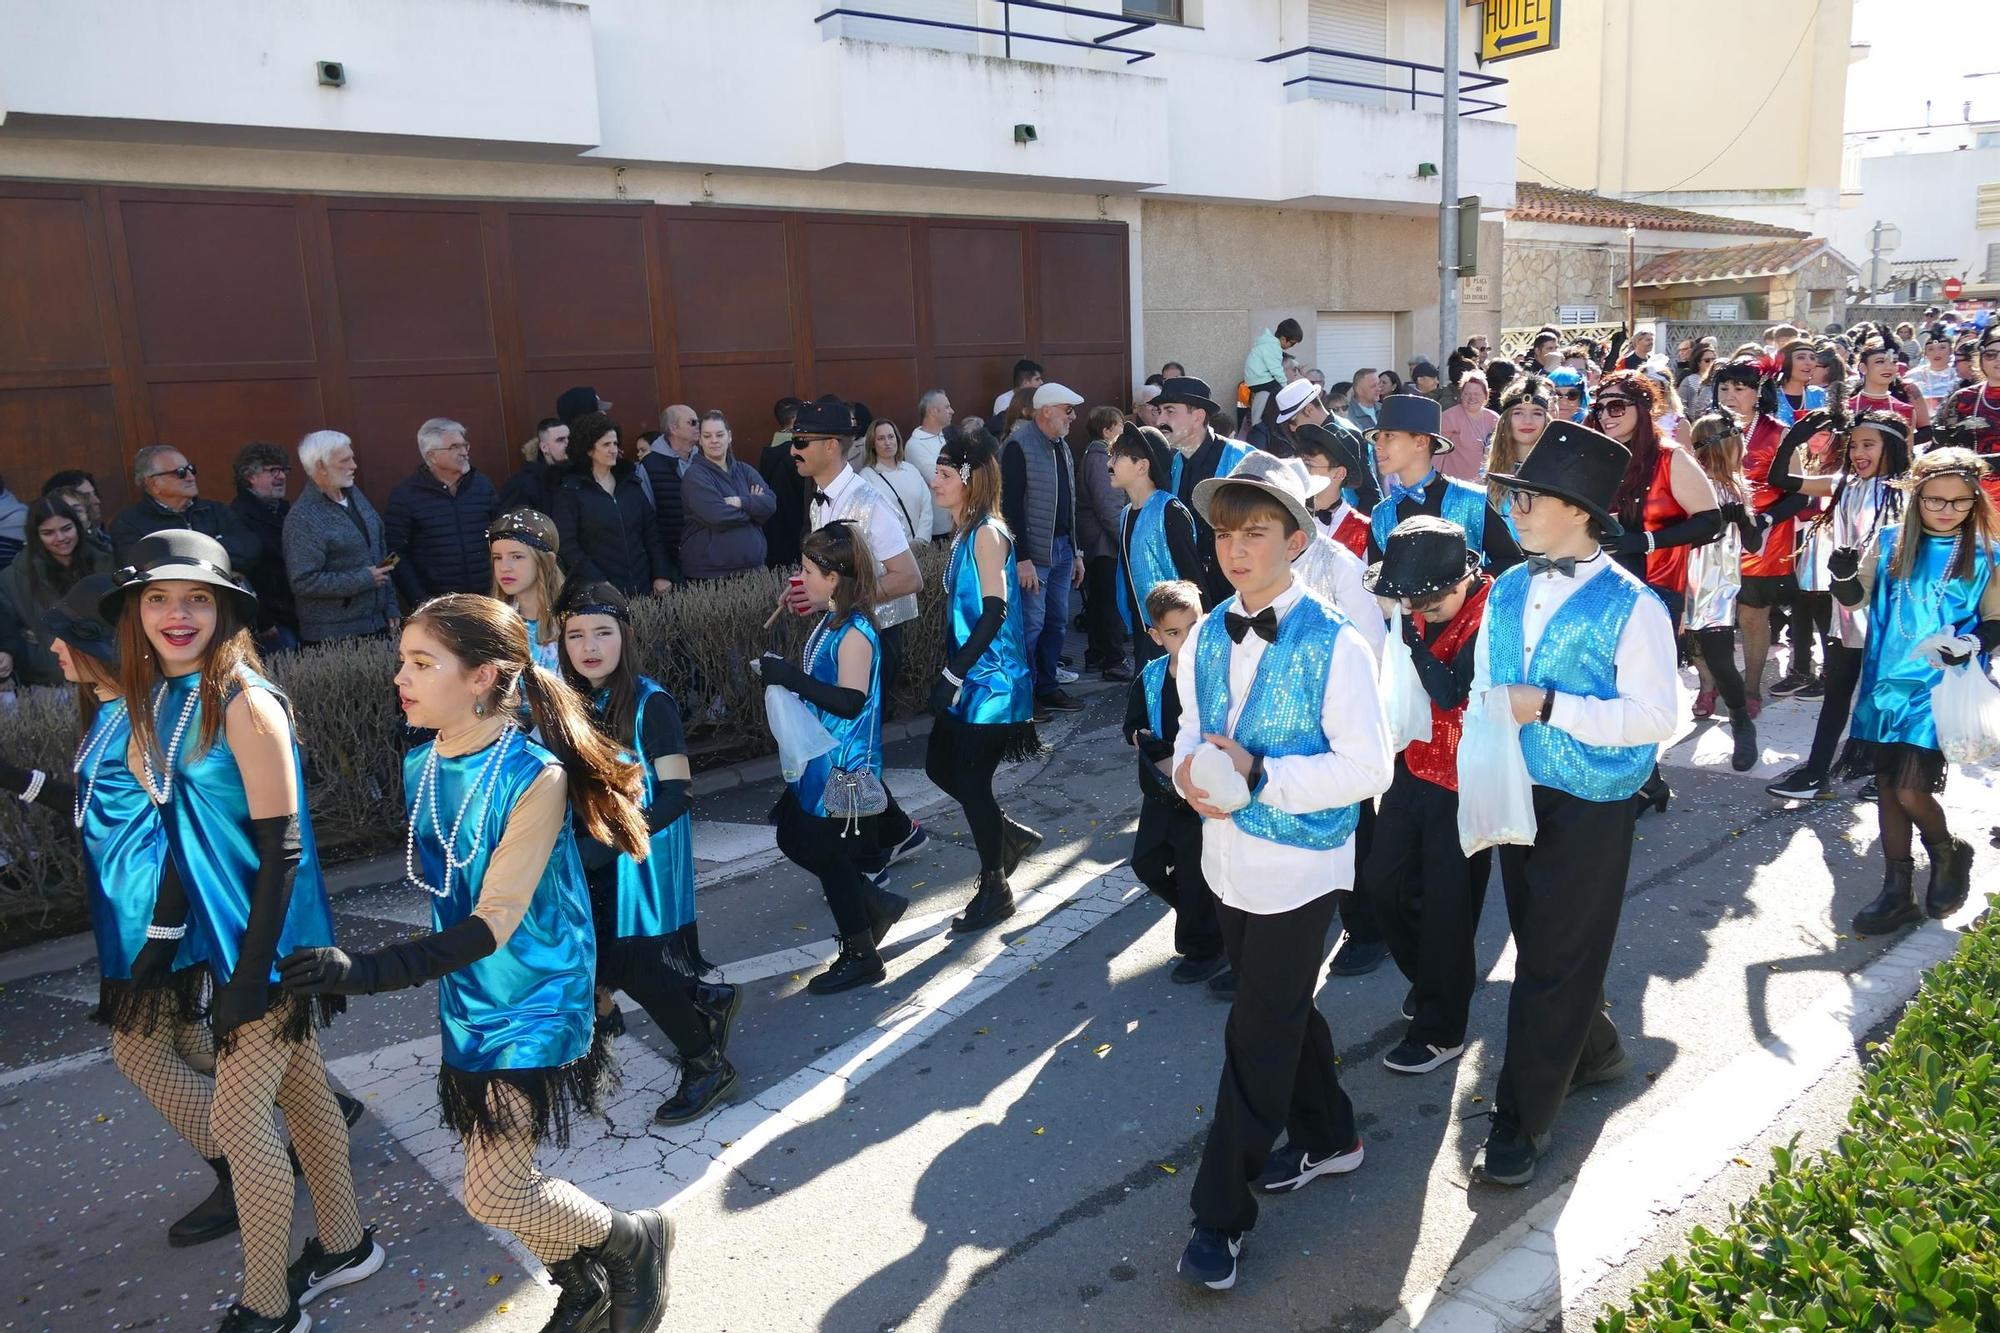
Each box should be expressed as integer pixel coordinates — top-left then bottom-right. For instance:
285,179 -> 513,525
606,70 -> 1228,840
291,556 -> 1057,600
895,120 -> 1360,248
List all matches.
1314,312 -> 1396,383
1306,0 -> 1388,107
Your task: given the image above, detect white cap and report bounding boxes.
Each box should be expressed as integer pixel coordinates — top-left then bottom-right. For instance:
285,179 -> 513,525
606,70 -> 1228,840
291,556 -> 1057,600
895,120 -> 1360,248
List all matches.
1032,383 -> 1085,409
1132,384 -> 1162,405
1274,378 -> 1321,423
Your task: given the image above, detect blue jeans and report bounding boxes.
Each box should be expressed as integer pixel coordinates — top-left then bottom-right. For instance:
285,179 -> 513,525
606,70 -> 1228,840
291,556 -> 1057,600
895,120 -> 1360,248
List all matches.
1021,533 -> 1075,697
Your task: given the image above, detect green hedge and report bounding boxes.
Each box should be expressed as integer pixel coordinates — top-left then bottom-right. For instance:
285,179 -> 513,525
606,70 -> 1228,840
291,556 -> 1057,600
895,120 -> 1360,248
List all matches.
1600,911 -> 2000,1333
0,548 -> 948,945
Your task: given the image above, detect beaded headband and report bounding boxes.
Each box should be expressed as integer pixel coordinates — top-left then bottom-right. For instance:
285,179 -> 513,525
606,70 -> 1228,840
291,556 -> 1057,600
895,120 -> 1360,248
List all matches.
561,601 -> 629,624
487,517 -> 556,554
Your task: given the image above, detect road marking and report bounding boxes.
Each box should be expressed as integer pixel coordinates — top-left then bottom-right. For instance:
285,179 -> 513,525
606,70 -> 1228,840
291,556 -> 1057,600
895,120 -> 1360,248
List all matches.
0,1046 -> 110,1090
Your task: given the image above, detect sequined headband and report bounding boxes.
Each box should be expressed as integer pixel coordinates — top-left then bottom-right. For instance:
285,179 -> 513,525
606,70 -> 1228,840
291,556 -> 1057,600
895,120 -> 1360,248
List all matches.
488,522 -> 555,554
561,600 -> 629,623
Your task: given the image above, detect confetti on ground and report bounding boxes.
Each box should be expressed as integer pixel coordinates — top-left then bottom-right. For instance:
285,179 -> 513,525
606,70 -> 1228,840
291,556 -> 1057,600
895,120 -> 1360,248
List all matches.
1032,1126 -> 1045,1136
1158,1163 -> 1177,1175
1093,1043 -> 1113,1058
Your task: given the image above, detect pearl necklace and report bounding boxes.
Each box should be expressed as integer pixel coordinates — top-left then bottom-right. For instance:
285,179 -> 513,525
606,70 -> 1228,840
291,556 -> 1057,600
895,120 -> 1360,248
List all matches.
404,723 -> 516,899
72,700 -> 125,830
803,612 -> 838,675
139,680 -> 201,806
940,522 -> 970,597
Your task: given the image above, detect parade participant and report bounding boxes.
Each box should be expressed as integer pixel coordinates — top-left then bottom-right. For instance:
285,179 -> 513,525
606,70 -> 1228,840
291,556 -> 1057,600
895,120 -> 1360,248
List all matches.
104,532 -> 375,1333
1359,518 -> 1492,1074
1724,357 -> 1816,710
1770,338 -> 1828,425
1122,579 -> 1224,984
1908,329 -> 1959,408
1933,326 -> 2000,505
1292,424 -> 1372,558
558,581 -> 740,1126
1243,452 -> 1387,664
1157,376 -> 1252,605
1110,425 -> 1206,663
1170,461 -> 1392,1292
758,521 -> 903,993
280,593 -> 672,1333
1471,422 -> 1679,1187
927,430 -> 1046,933
489,508 -> 566,670
1487,376 -> 1553,526
1364,393 -> 1522,571
1679,413 -> 1767,739
1766,410 -> 1909,800
1835,449 -> 1998,932
1547,367 -> 1588,423
1849,335 -> 1929,430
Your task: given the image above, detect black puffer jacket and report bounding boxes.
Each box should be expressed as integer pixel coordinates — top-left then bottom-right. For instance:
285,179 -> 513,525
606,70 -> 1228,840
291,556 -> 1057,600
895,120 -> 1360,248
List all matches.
550,462 -> 667,595
382,465 -> 499,604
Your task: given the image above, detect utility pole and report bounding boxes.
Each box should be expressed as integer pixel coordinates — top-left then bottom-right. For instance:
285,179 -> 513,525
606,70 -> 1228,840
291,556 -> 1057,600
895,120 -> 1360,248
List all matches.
1625,224 -> 1636,332
1438,0 -> 1460,363
1868,219 -> 1884,301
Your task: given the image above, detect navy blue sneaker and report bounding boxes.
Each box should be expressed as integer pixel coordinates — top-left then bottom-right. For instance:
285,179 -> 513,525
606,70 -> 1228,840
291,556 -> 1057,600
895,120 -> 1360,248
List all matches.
1256,1138 -> 1364,1193
1175,1226 -> 1242,1290
1472,1115 -> 1548,1187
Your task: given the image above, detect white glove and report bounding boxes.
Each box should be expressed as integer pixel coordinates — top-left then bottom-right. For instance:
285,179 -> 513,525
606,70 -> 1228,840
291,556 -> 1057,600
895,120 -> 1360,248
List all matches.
1916,632 -> 1982,669
1189,743 -> 1251,814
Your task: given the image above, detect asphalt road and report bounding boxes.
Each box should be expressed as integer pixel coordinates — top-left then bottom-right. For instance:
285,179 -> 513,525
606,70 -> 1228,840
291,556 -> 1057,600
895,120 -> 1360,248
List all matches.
1,665 -> 1992,1333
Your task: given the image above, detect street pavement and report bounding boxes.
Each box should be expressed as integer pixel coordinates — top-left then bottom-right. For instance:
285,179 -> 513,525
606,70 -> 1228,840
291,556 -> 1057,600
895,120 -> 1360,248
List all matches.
2,660 -> 1995,1333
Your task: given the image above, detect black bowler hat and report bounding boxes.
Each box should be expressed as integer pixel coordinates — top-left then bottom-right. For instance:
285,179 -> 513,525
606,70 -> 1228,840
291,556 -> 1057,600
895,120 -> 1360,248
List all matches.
1487,420 -> 1630,538
101,530 -> 259,623
791,395 -> 863,438
1362,393 -> 1452,453
41,572 -> 122,665
1363,516 -> 1480,601
555,385 -> 612,424
1154,376 -> 1221,416
1292,422 -> 1369,482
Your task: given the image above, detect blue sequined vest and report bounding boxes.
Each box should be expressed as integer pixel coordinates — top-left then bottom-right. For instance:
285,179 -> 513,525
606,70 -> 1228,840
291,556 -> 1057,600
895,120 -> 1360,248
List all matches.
1371,473 -> 1490,561
1140,653 -> 1171,739
1193,592 -> 1360,850
610,678 -> 696,940
1853,526 -> 1996,750
404,728 -> 595,1074
945,520 -> 1034,728
790,612 -> 885,817
1485,564 -> 1658,801
1118,491 -> 1183,631
76,699 -> 195,980
149,670 -> 336,988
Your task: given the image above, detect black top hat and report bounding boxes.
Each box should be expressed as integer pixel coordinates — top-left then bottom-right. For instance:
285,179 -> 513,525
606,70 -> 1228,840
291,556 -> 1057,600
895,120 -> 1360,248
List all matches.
1291,422 -> 1369,482
100,530 -> 259,623
1154,376 -> 1221,416
791,395 -> 863,438
1363,515 -> 1480,601
41,572 -> 122,665
555,385 -> 611,424
1486,420 -> 1630,538
1363,393 -> 1452,453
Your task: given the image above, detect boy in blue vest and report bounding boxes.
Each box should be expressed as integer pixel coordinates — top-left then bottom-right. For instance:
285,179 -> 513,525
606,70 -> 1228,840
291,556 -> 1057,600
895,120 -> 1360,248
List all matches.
1169,462 -> 1394,1292
1122,579 -> 1225,985
1365,392 -> 1522,571
1471,420 -> 1679,1186
1111,426 -> 1207,665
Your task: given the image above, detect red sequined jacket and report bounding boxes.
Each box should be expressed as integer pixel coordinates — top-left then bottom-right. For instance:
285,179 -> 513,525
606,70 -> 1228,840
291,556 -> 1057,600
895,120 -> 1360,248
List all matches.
1401,577 -> 1492,792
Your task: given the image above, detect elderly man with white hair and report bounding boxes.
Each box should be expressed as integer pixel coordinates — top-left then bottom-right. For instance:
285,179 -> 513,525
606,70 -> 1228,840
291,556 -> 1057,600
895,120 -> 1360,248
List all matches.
382,415 -> 499,604
283,429 -> 400,643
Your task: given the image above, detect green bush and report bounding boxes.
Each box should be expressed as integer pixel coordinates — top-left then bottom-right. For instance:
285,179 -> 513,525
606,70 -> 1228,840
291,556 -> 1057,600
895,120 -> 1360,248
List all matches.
1600,911 -> 2000,1333
0,546 -> 950,945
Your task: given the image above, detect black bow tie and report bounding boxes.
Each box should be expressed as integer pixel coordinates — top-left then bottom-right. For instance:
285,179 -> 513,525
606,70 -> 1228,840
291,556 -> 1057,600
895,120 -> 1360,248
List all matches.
1224,606 -> 1279,645
1525,553 -> 1579,577
809,489 -> 834,509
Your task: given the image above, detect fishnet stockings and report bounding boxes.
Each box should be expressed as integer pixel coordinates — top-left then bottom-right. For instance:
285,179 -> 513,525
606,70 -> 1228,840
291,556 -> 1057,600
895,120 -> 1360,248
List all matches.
461,1082 -> 614,1265
110,998 -> 220,1160
212,1009 -> 362,1317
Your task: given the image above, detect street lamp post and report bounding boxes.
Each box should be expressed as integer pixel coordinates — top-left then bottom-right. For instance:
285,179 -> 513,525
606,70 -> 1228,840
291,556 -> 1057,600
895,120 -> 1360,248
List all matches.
1438,0 -> 1460,362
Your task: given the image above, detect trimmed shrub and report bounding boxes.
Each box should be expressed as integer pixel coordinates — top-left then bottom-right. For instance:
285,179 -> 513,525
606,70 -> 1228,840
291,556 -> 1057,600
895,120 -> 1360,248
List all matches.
1600,910 -> 2000,1332
0,545 -> 951,945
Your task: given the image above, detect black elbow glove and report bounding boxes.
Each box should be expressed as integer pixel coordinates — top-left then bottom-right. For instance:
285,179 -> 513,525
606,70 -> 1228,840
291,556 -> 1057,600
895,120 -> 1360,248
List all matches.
279,918 -> 497,996
213,814 -> 301,1035
649,777 -> 692,831
1764,492 -> 1813,526
129,863 -> 192,984
947,596 -> 1008,683
1648,509 -> 1724,552
0,760 -> 77,813
1979,619 -> 2000,656
1404,637 -> 1464,711
759,655 -> 867,719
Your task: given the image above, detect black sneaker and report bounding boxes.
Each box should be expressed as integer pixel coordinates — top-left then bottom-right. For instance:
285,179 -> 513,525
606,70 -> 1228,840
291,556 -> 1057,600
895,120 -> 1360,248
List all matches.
1169,953 -> 1228,985
1472,1115 -> 1547,1188
1206,968 -> 1237,999
1101,661 -> 1135,683
1793,674 -> 1825,700
1857,777 -> 1879,803
1567,1044 -> 1632,1091
1765,764 -> 1831,801
215,1302 -> 308,1333
1175,1226 -> 1243,1290
1255,1138 -> 1364,1193
1401,987 -> 1416,1021
1036,689 -> 1085,713
1769,670 -> 1812,698
1326,936 -> 1389,976
1381,1038 -> 1465,1074
883,824 -> 930,867
288,1226 -> 385,1306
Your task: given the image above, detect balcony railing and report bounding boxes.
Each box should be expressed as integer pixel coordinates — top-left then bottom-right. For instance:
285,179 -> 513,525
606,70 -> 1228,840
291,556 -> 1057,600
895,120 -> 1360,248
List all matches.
1259,45 -> 1506,117
814,0 -> 1158,64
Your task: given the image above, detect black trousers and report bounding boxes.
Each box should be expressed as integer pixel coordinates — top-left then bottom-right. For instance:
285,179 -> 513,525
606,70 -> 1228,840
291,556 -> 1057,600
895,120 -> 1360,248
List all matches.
586,872 -> 711,1058
1335,800 -> 1385,947
1692,626 -> 1749,712
1494,785 -> 1635,1138
774,789 -> 879,939
1131,793 -> 1221,960
1804,642 -> 1865,775
1363,763 -> 1492,1048
1083,554 -> 1128,669
1191,889 -> 1356,1235
924,716 -> 1006,874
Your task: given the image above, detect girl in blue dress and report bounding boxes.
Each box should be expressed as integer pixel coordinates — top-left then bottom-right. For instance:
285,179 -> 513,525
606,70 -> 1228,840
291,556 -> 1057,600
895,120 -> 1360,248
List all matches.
489,507 -> 566,671
280,593 -> 673,1333
104,532 -> 374,1333
558,579 -> 740,1126
758,520 -> 900,994
925,429 -> 1045,934
1836,448 -> 2000,934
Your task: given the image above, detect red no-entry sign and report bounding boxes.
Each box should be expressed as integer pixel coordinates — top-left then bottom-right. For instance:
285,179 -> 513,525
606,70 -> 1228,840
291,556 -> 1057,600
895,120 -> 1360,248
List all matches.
1943,277 -> 1964,300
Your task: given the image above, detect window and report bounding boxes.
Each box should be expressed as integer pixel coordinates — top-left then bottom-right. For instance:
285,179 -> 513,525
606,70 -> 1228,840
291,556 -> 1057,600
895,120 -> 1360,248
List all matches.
1124,0 -> 1182,19
1987,242 -> 2000,282
1305,0 -> 1389,107
1557,306 -> 1600,325
1978,182 -> 2000,230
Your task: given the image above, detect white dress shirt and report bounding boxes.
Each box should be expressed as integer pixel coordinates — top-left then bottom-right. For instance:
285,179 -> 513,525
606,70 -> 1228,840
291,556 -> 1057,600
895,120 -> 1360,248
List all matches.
811,464 -> 919,627
1469,554 -> 1679,750
904,428 -> 952,537
1290,533 -> 1387,665
1170,578 -> 1394,915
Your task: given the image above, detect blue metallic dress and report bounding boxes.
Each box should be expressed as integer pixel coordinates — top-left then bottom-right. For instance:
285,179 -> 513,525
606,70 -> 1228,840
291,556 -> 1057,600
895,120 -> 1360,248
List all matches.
1851,525 -> 1997,790
150,668 -> 341,1044
789,611 -> 886,818
405,726 -> 609,1145
940,516 -> 1043,761
520,618 -> 561,672
74,697 -> 207,1032
590,677 -> 702,971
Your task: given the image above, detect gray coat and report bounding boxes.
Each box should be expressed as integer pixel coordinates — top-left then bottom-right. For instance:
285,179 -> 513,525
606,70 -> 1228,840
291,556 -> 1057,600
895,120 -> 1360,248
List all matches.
283,486 -> 396,643
1075,439 -> 1124,562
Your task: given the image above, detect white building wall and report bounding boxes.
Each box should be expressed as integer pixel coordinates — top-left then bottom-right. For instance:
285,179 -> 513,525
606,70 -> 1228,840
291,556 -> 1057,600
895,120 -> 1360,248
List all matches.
1837,146 -> 2000,283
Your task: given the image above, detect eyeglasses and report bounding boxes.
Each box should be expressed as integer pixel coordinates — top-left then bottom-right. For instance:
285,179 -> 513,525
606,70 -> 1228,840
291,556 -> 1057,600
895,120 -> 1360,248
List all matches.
1919,494 -> 1978,514
429,442 -> 472,456
148,464 -> 197,481
257,464 -> 290,477
1505,489 -> 1540,514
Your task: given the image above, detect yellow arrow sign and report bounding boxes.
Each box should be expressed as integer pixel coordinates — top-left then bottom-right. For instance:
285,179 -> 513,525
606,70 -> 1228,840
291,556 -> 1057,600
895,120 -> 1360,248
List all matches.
1479,0 -> 1560,65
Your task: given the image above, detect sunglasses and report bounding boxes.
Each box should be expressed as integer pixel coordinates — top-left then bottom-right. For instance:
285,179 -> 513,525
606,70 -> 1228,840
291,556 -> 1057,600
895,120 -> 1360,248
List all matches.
789,435 -> 836,451
1596,399 -> 1637,417
148,464 -> 197,481
1554,390 -> 1583,401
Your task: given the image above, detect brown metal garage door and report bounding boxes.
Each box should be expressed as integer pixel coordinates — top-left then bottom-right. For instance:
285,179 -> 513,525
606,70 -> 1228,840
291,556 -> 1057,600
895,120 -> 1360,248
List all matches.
0,180 -> 1131,510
